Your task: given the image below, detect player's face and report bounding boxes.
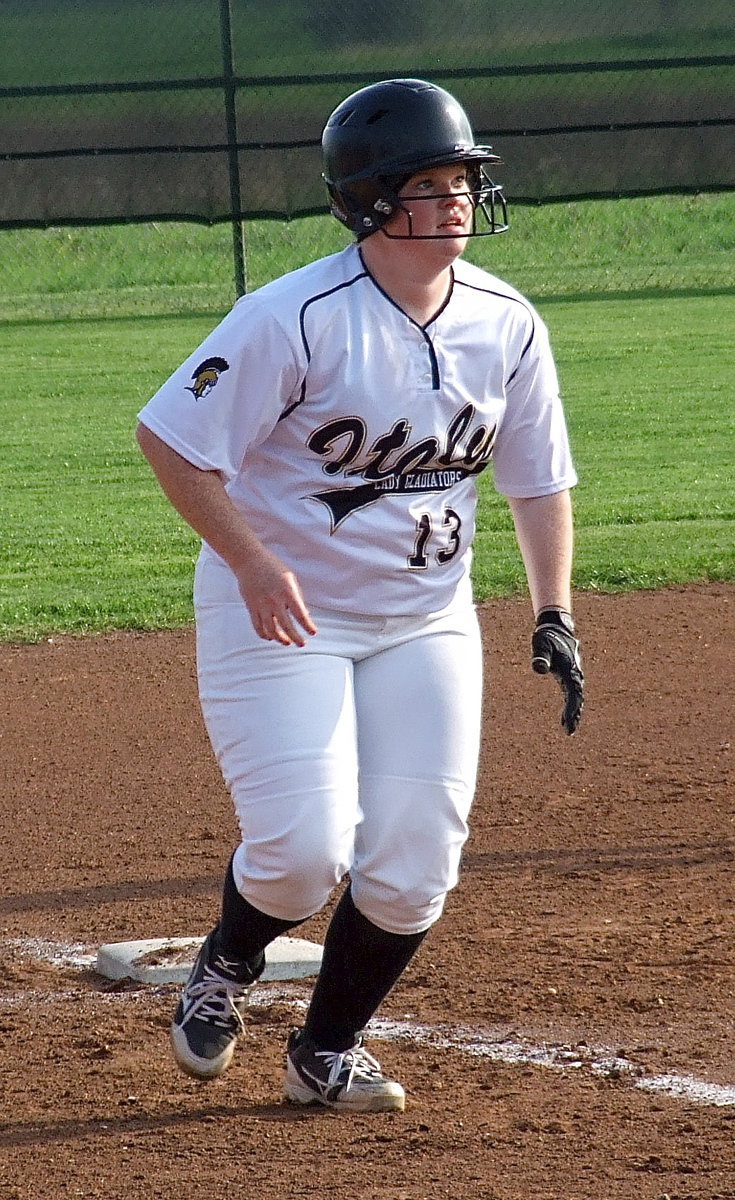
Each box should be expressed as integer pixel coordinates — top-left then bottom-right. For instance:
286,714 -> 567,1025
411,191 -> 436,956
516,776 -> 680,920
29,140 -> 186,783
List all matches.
385,164 -> 475,245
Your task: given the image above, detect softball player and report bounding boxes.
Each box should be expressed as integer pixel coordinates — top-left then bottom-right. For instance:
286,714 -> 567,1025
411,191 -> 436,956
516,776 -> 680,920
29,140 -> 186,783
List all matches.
136,78 -> 584,1113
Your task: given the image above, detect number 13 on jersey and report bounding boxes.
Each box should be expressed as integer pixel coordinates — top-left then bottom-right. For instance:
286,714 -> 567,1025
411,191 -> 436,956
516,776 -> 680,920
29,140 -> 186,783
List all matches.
408,507 -> 462,569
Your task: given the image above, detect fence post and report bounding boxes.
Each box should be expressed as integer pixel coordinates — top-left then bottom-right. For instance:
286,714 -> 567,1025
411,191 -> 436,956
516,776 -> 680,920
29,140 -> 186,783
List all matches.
219,0 -> 246,297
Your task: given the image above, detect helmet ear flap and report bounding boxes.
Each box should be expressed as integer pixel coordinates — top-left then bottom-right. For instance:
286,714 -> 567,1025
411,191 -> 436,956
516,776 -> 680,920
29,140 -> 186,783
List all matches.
325,181 -> 354,229
326,178 -> 400,237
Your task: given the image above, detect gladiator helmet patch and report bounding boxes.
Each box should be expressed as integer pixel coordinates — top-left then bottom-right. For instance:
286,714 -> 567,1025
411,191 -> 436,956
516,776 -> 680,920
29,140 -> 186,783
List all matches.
186,356 -> 230,400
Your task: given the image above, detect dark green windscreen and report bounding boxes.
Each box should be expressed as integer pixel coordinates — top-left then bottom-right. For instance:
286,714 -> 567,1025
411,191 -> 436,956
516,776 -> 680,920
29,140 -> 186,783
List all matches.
1,0 -> 733,226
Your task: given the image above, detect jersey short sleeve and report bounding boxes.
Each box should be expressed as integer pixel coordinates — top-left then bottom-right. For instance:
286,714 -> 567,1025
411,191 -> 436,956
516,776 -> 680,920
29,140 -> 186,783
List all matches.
491,307 -> 577,498
137,295 -> 305,481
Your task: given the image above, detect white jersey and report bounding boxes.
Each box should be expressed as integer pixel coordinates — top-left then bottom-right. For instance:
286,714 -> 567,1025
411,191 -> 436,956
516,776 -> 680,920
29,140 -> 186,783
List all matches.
138,242 -> 577,617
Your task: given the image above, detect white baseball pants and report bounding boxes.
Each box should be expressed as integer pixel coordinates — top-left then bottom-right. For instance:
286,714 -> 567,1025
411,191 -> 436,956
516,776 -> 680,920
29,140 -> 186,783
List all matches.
194,590 -> 483,936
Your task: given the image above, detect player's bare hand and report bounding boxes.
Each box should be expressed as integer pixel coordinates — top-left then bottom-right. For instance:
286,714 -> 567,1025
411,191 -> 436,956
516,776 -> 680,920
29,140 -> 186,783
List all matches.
531,608 -> 584,735
235,546 -> 317,647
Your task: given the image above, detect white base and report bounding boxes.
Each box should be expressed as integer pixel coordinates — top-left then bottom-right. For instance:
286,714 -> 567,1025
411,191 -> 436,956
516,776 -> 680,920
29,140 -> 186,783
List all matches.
96,935 -> 323,985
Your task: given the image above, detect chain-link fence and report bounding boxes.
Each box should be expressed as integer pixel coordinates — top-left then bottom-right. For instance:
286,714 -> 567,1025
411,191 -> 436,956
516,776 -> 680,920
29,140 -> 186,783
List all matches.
1,0 -> 733,311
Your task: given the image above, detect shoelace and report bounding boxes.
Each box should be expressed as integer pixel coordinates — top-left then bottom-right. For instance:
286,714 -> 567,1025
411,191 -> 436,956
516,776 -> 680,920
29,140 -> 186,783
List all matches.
182,963 -> 249,1033
318,1044 -> 384,1092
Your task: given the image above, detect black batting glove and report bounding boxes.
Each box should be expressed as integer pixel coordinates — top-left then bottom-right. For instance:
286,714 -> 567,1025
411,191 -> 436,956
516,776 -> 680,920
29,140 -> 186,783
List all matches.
531,608 -> 584,735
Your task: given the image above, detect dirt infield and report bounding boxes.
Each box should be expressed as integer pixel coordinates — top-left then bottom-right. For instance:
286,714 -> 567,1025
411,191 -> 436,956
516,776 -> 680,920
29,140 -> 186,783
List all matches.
1,584 -> 733,1199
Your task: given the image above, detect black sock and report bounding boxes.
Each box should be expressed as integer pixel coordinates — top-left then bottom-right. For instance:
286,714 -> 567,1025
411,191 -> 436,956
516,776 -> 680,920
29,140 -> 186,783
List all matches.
216,854 -> 304,978
303,886 -> 428,1052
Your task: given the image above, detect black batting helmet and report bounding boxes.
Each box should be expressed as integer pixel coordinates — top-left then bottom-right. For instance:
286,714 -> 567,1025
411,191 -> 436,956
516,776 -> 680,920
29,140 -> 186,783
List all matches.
322,78 -> 507,239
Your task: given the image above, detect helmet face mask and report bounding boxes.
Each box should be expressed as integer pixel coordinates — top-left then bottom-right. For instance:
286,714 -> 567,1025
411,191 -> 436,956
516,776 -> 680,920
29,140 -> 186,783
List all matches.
322,79 -> 508,240
372,166 -> 507,240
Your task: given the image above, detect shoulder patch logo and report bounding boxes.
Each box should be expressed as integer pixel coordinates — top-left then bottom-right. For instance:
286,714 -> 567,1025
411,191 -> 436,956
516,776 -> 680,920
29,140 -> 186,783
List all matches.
186,356 -> 230,400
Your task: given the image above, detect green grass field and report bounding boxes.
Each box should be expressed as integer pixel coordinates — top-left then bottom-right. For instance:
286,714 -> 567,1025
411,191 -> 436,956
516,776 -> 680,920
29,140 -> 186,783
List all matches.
0,193 -> 733,640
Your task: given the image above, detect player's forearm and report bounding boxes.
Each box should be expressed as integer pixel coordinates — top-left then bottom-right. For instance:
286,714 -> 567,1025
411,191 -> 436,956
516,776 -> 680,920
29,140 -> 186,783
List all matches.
135,422 -> 263,573
507,489 -> 574,616
136,423 -> 316,645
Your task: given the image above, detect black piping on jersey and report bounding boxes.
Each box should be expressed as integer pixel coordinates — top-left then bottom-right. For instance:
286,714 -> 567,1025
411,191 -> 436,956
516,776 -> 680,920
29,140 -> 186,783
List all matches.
454,278 -> 536,387
358,250 -> 446,391
357,286 -> 441,390
278,268 -> 370,421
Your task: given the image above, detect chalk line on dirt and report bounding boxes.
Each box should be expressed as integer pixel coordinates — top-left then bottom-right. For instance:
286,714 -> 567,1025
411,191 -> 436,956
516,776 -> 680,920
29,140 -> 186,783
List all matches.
365,1015 -> 735,1108
4,937 -> 735,1109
